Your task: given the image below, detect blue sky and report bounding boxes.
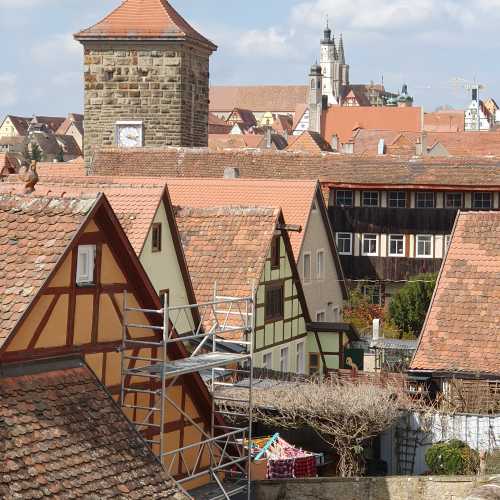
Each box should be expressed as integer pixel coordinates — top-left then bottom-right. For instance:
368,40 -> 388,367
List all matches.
1,0 -> 499,119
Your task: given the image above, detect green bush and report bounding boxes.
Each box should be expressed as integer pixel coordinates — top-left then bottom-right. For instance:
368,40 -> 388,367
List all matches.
425,439 -> 479,475
389,273 -> 437,338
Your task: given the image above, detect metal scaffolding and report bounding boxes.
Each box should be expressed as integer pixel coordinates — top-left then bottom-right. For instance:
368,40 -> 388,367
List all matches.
120,285 -> 255,500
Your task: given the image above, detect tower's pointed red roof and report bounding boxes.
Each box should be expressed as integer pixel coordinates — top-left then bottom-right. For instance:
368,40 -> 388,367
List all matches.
74,0 -> 216,50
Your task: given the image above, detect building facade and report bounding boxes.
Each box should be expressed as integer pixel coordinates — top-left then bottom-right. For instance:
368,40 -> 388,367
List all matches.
327,186 -> 500,303
74,0 -> 217,167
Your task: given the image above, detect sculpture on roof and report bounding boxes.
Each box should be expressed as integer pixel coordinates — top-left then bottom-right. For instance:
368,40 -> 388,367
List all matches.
18,160 -> 39,194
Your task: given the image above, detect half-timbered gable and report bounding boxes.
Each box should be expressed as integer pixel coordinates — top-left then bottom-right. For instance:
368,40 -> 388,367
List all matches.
174,206 -> 316,374
0,192 -> 213,486
0,177 -> 198,334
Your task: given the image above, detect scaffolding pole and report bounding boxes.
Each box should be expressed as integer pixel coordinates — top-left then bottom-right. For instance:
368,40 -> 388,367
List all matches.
120,285 -> 255,500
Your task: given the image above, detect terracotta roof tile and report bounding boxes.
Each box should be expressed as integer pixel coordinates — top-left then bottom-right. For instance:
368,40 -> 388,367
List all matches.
166,177 -> 318,257
175,206 -> 279,304
426,131 -> 500,156
424,111 -> 465,132
286,130 -> 333,153
210,86 -> 308,113
35,157 -> 86,178
411,211 -> 500,376
75,0 -> 216,50
90,147 -> 500,189
0,154 -> 18,176
323,106 -> 422,143
208,134 -> 265,150
0,178 -> 165,255
0,362 -> 187,499
0,194 -> 98,346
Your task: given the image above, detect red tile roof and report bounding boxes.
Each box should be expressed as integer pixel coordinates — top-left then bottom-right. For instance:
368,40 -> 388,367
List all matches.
424,111 -> 465,132
0,360 -> 186,499
75,0 -> 216,50
411,211 -> 500,377
286,130 -> 333,153
90,147 -> 500,189
0,153 -> 18,176
0,193 -> 99,346
210,86 -> 308,113
322,106 -> 422,143
272,115 -> 293,135
166,177 -> 318,257
292,103 -> 308,131
2,115 -> 30,135
351,129 -> 419,155
175,206 -> 279,304
208,134 -> 265,150
35,157 -> 86,177
426,131 -> 500,156
0,178 -> 165,255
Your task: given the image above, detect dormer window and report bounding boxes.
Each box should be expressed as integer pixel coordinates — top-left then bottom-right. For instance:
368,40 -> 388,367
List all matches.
76,245 -> 96,286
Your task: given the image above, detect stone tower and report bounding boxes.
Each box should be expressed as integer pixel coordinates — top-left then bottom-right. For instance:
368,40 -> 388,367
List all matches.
308,63 -> 323,134
320,22 -> 349,106
74,0 -> 217,167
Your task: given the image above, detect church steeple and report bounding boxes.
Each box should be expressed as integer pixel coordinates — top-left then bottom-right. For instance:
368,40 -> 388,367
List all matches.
338,33 -> 345,64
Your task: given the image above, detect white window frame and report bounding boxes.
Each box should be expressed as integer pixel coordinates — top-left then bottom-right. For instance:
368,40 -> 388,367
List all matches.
263,352 -> 273,370
316,249 -> 325,280
336,232 -> 352,255
471,192 -> 493,210
296,342 -> 305,375
336,190 -> 353,207
388,234 -> 405,257
76,245 -> 96,286
316,310 -> 326,322
303,252 -> 312,282
280,347 -> 289,373
362,191 -> 380,207
362,234 -> 378,257
388,191 -> 407,208
445,192 -> 463,209
416,234 -> 433,258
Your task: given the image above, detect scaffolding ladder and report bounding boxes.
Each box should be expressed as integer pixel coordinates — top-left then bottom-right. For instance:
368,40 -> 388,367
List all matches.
120,285 -> 255,500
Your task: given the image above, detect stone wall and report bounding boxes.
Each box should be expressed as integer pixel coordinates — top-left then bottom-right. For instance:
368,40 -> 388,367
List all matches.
82,40 -> 210,166
253,476 -> 496,500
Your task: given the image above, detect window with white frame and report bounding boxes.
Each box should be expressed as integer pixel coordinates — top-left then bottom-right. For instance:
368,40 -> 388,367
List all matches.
336,233 -> 352,255
362,191 -> 379,207
296,342 -> 305,374
415,192 -> 435,209
361,284 -> 382,305
331,305 -> 341,322
362,234 -> 378,256
388,191 -> 407,208
336,190 -> 353,207
76,245 -> 96,286
388,234 -> 405,257
303,253 -> 311,282
280,347 -> 289,373
316,250 -> 325,280
416,235 -> 433,258
316,311 -> 326,322
263,352 -> 272,370
472,192 -> 493,210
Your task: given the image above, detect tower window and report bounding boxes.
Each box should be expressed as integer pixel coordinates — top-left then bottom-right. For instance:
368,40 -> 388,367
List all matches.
318,80 -> 321,89
103,70 -> 114,82
311,79 -> 315,89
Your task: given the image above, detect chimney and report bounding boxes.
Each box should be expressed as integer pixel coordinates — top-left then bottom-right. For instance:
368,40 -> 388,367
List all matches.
331,134 -> 339,152
224,167 -> 240,179
265,127 -> 272,149
377,138 -> 385,155
372,318 -> 380,341
416,133 -> 428,156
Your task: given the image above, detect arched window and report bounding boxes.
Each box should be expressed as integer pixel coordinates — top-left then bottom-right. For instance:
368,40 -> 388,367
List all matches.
311,79 -> 315,89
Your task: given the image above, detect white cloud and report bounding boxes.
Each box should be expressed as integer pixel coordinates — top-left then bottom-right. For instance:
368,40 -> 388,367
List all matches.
31,33 -> 80,64
236,27 -> 290,57
0,73 -> 18,107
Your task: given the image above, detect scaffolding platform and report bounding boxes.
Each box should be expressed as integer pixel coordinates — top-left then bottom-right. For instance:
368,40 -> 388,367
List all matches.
120,285 -> 255,500
124,352 -> 250,379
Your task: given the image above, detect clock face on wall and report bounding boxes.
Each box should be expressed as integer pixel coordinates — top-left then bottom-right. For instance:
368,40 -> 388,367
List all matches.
116,121 -> 143,148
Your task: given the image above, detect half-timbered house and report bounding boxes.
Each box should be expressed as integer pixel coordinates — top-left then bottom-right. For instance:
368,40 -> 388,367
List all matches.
0,192 -> 215,489
174,206 -> 355,375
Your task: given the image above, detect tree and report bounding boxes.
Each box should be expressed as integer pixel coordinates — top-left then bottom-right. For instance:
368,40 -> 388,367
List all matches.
389,273 -> 437,338
220,378 -> 412,477
56,146 -> 65,162
27,142 -> 43,162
